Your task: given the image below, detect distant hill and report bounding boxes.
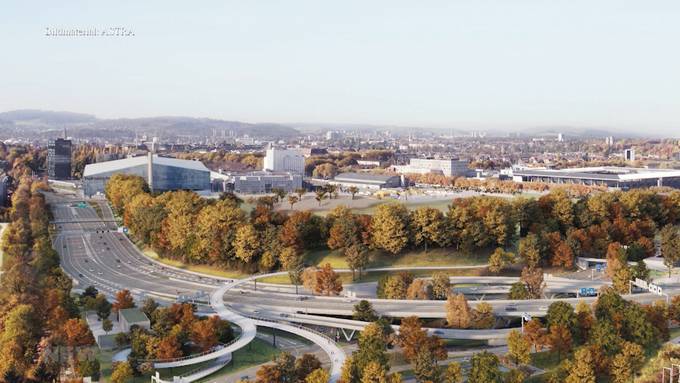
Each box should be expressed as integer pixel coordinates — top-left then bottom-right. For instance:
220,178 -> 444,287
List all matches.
0,110 -> 299,140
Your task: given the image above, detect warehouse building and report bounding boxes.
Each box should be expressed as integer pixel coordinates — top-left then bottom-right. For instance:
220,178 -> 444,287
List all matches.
263,145 -> 305,174
83,153 -> 211,196
511,166 -> 680,189
330,172 -> 403,190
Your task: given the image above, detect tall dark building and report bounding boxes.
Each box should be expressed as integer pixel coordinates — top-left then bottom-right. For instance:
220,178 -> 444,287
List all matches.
48,138 -> 72,179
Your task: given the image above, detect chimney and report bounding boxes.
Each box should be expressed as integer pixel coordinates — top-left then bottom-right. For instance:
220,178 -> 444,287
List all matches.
147,152 -> 154,192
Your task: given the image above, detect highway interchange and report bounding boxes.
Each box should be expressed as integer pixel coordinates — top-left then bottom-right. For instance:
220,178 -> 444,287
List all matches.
47,190 -> 680,382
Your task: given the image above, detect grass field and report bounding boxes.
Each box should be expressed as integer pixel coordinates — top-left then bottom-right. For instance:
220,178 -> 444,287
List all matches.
142,247 -> 249,279
258,267 -> 486,285
305,247 -> 490,269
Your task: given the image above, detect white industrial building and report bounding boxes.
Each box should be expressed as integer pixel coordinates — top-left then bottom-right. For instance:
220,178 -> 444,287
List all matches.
511,166 -> 680,189
392,158 -> 471,177
263,145 -> 305,174
330,173 -> 403,190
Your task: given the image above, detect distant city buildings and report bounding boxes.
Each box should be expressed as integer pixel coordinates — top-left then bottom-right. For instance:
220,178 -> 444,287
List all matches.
263,145 -> 305,174
82,154 -> 211,196
325,131 -> 341,141
47,138 -> 72,179
392,158 -> 471,177
605,136 -> 614,146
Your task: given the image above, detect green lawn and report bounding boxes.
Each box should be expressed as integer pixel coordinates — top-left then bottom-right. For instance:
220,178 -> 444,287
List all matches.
530,350 -> 564,371
259,267 -> 486,285
142,247 -> 249,279
306,247 -> 490,269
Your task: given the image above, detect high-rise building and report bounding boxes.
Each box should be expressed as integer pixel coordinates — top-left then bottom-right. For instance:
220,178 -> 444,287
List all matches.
263,145 -> 305,174
624,148 -> 636,161
47,138 -> 72,179
605,136 -> 614,146
392,158 -> 471,177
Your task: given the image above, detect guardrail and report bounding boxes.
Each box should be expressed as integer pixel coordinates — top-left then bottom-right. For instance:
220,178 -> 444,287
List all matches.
141,342 -> 231,364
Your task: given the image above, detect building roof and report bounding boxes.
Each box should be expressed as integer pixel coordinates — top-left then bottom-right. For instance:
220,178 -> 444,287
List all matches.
513,166 -> 680,181
83,155 -> 209,177
119,308 -> 149,323
334,172 -> 399,184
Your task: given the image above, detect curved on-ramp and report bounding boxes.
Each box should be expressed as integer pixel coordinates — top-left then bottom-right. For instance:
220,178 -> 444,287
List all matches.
149,272 -> 346,383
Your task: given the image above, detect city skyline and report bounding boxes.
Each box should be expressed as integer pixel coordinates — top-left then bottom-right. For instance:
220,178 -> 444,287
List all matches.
2,1 -> 680,134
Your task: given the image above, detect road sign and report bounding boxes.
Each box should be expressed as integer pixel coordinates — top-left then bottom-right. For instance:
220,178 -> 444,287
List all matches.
631,278 -> 663,296
522,313 -> 532,322
579,287 -> 597,297
595,264 -> 604,272
122,227 -> 129,234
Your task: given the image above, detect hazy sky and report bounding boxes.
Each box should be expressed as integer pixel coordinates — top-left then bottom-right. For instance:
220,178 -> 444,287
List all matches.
1,1 -> 679,133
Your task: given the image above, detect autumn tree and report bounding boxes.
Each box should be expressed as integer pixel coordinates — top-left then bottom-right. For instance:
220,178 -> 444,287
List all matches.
520,266 -> 545,299
610,341 -> 644,383
346,244 -> 369,281
112,289 -> 135,318
548,324 -> 572,361
488,248 -> 515,274
445,293 -> 472,329
371,204 -> 410,254
430,272 -> 451,300
406,279 -> 431,300
444,362 -> 463,383
472,302 -> 495,329
156,335 -> 182,359
233,224 -> 261,264
519,233 -> 544,268
111,361 -> 134,383
506,329 -> 530,366
315,263 -> 343,296
191,317 -> 219,351
305,368 -> 329,383
661,224 -> 680,277
565,348 -> 595,383
523,319 -> 547,352
410,207 -> 447,251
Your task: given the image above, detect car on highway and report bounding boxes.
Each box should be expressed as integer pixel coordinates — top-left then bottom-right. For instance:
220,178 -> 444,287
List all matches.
295,296 -> 309,301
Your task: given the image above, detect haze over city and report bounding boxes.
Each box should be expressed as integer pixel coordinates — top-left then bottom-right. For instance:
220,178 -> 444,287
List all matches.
5,2 -> 680,383
2,1 -> 680,134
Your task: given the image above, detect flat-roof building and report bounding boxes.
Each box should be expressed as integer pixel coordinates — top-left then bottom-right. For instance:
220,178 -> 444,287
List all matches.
393,158 -> 470,177
83,154 -> 211,197
212,171 -> 302,194
264,146 -> 305,174
512,166 -> 680,189
331,172 -> 402,190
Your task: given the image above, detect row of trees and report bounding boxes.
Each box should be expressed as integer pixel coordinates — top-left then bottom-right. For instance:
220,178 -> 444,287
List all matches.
107,174 -> 680,280
0,177 -> 96,382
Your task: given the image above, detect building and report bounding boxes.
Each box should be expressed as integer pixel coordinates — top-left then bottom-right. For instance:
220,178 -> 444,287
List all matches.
330,172 -> 402,190
118,308 -> 150,332
211,171 -> 302,194
48,138 -> 72,179
511,166 -> 680,189
605,136 -> 614,146
557,133 -> 564,142
263,146 -> 305,174
356,160 -> 385,168
392,158 -> 470,177
624,148 -> 636,161
83,154 -> 210,197
326,131 -> 341,140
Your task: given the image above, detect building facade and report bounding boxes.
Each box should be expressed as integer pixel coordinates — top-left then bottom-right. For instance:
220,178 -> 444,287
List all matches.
393,158 -> 470,177
212,171 -> 302,194
263,147 -> 305,174
83,155 -> 211,197
512,166 -> 680,189
331,172 -> 402,190
48,138 -> 72,179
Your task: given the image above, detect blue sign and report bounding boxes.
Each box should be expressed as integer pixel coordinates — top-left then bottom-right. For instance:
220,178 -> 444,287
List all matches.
595,264 -> 604,272
579,287 -> 597,297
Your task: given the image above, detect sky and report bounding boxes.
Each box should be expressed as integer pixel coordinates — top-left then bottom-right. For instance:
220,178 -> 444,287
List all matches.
1,1 -> 679,134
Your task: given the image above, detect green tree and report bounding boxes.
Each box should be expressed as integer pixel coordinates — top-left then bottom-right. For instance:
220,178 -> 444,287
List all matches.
508,282 -> 529,300
371,204 -> 410,254
103,318 -> 113,334
469,351 -> 502,383
546,301 -> 576,334
353,300 -> 378,322
354,323 -> 390,375
506,329 -> 530,366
